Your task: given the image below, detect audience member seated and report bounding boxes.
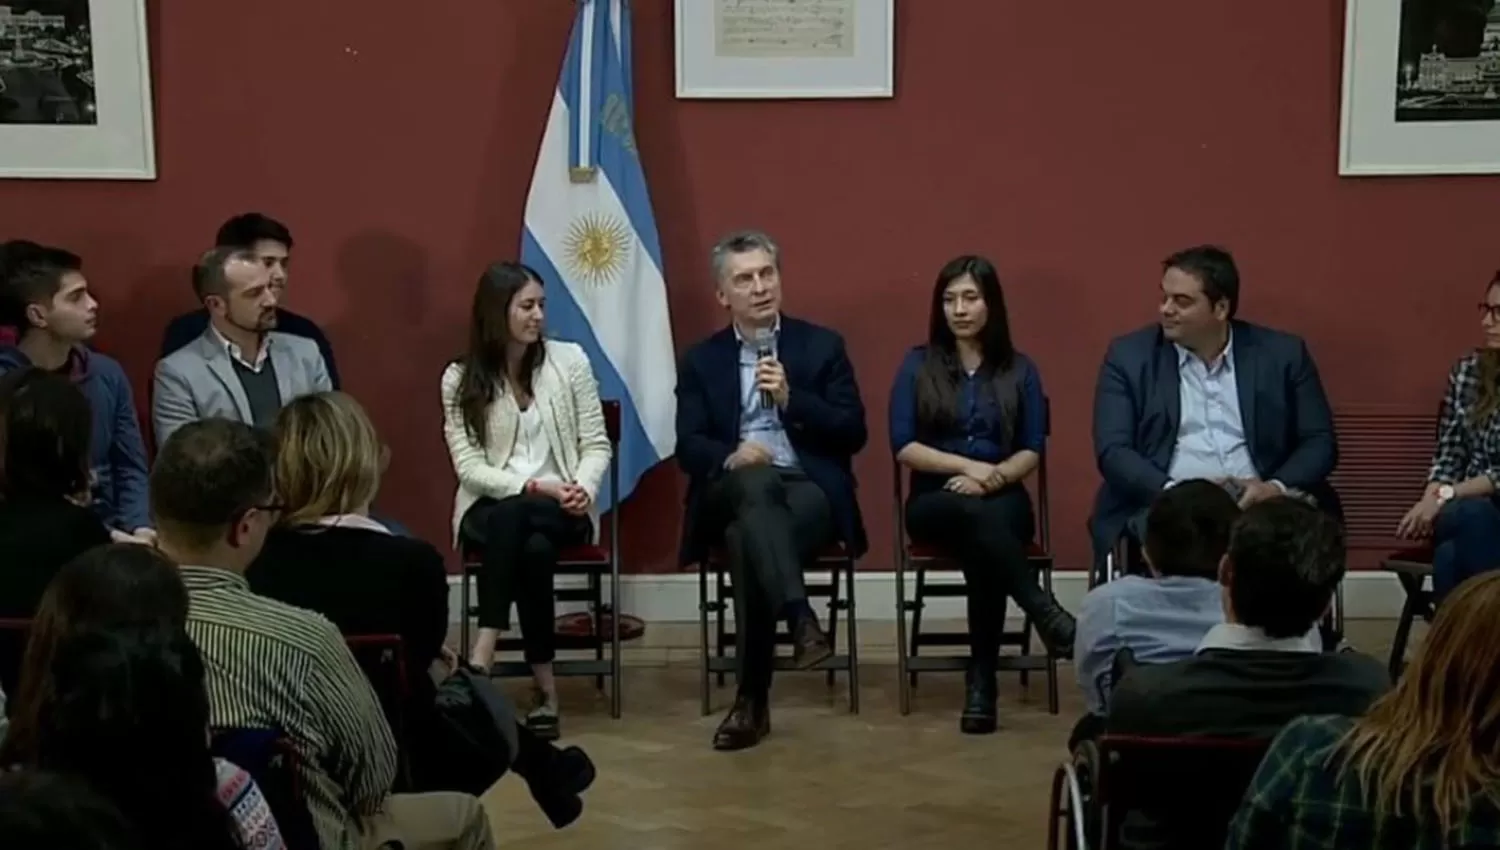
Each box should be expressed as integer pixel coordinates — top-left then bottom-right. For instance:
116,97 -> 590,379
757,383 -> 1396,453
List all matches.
150,418 -> 495,850
160,213 -> 339,388
441,262 -> 611,740
152,247 -> 332,447
0,243 -> 151,539
675,230 -> 867,752
0,368 -> 111,622
0,770 -> 140,850
1395,271 -> 1500,602
1090,245 -> 1338,577
1108,497 -> 1388,739
252,390 -> 597,824
889,255 -> 1074,735
1071,479 -> 1238,744
0,543 -> 285,849
1228,571 -> 1500,848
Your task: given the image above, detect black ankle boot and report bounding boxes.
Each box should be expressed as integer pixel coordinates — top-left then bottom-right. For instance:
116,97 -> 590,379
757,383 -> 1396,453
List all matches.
961,663 -> 998,735
1014,583 -> 1077,658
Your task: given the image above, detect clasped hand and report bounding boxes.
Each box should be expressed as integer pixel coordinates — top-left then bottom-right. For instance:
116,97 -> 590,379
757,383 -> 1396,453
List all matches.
534,479 -> 592,515
944,461 -> 1008,496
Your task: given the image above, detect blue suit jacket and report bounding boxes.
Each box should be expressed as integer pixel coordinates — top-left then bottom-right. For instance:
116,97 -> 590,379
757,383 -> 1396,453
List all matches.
674,316 -> 868,566
1090,321 -> 1338,561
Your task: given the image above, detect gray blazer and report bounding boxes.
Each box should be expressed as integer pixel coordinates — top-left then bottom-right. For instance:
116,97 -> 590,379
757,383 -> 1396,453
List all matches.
152,329 -> 332,446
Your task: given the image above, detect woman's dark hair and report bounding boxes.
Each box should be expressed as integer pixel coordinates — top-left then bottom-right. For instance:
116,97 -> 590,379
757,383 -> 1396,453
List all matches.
453,261 -> 547,449
17,628 -> 241,850
915,255 -> 1021,439
0,769 -> 140,850
1,544 -> 188,764
0,367 -> 92,502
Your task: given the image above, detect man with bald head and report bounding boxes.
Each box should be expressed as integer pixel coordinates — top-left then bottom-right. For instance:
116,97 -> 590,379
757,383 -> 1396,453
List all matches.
151,246 -> 331,446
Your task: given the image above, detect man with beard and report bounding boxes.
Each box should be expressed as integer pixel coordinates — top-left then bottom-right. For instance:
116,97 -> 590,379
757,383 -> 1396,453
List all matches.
152,246 -> 331,446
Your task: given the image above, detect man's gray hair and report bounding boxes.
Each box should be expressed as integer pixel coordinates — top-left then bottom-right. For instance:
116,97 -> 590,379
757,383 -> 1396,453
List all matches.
709,230 -> 780,283
191,246 -> 258,301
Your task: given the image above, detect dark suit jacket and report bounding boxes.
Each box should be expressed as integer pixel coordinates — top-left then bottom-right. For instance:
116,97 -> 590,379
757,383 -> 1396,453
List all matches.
160,306 -> 340,390
1108,648 -> 1389,738
1090,321 -> 1337,561
675,316 -> 868,566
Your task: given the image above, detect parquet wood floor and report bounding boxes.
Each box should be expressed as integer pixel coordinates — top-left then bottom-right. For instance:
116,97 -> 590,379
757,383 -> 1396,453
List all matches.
475,619 -> 1410,849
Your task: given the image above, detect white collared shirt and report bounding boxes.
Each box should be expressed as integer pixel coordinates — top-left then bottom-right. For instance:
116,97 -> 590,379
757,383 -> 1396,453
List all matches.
211,325 -> 271,373
1196,622 -> 1323,655
312,514 -> 391,535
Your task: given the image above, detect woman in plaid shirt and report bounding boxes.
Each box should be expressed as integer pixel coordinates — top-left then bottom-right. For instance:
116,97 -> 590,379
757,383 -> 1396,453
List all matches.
1227,571 -> 1500,849
1396,272 -> 1500,601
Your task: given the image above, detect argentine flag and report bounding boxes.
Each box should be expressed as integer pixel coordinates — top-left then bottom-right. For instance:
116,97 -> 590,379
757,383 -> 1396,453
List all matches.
520,0 -> 675,513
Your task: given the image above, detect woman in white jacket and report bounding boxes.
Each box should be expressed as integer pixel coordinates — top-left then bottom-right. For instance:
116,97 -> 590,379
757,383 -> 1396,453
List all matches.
441,261 -> 611,740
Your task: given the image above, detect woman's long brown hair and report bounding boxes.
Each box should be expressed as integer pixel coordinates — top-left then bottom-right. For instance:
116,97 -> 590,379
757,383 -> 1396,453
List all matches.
1334,571 -> 1500,834
1469,275 -> 1500,426
452,262 -> 546,449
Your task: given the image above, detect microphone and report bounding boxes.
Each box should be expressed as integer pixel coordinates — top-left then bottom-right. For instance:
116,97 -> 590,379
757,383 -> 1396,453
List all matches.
753,327 -> 775,409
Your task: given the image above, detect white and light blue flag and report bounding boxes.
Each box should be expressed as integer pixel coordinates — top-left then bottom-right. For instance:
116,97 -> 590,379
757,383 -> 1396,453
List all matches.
520,0 -> 675,512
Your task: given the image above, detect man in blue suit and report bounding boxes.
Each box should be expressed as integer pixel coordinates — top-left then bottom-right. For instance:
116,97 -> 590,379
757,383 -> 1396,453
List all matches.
676,230 -> 868,751
1090,245 -> 1338,579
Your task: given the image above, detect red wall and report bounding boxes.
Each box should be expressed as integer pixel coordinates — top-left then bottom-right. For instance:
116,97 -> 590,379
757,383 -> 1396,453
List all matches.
0,1 -> 1495,573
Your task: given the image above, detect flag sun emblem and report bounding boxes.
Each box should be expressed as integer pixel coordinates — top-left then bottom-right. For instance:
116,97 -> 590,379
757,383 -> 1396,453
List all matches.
563,213 -> 632,286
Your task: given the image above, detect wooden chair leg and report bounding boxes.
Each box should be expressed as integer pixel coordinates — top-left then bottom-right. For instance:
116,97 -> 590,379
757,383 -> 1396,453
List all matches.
824,557 -> 841,689
698,561 -> 712,717
459,567 -> 472,658
895,548 -> 912,716
844,556 -> 859,714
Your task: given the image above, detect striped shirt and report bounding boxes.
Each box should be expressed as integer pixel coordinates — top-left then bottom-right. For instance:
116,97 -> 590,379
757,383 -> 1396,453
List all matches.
181,566 -> 397,850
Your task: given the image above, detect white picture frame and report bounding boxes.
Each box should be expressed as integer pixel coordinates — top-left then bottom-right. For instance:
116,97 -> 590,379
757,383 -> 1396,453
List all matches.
0,0 -> 156,180
1339,0 -> 1500,176
675,0 -> 894,99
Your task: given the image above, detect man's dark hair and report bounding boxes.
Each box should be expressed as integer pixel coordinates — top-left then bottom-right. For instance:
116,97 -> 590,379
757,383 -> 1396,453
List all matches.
215,213 -> 293,251
1226,498 -> 1345,638
0,367 -> 93,502
0,770 -> 139,850
1163,244 -> 1239,318
190,246 -> 257,302
149,419 -> 273,549
1143,479 -> 1241,579
0,242 -> 82,331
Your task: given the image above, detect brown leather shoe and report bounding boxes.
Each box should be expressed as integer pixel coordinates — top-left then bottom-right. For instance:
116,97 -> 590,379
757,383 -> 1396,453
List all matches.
791,617 -> 833,669
712,695 -> 770,751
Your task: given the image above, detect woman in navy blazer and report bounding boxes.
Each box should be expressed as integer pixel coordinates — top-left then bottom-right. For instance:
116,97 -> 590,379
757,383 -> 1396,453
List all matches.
889,255 -> 1075,734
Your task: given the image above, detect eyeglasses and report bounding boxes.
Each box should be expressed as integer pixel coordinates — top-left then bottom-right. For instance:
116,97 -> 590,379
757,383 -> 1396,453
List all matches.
1479,303 -> 1500,322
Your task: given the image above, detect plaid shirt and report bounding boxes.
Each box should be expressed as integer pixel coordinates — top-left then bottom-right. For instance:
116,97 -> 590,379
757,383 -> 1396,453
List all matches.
1227,714 -> 1500,849
1429,353 -> 1500,485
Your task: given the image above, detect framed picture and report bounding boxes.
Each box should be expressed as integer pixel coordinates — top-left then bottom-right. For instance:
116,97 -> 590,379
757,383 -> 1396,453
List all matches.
675,0 -> 894,99
1339,0 -> 1500,176
0,0 -> 156,180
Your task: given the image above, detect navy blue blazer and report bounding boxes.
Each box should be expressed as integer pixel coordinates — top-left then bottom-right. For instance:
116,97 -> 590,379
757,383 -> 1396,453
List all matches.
159,306 -> 340,390
1089,321 -> 1338,561
674,316 -> 868,566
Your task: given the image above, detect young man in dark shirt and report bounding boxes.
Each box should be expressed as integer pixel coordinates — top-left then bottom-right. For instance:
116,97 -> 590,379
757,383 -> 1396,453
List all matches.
0,242 -> 151,540
159,212 -> 340,388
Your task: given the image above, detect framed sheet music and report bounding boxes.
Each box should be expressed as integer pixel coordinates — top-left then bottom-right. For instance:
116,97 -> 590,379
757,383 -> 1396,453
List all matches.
674,0 -> 895,99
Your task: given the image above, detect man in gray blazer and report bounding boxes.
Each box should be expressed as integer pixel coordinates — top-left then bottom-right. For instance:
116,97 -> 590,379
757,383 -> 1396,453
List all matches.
152,246 -> 332,446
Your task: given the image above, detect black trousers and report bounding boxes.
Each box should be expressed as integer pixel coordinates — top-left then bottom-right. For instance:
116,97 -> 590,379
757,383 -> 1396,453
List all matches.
463,494 -> 590,664
705,466 -> 833,699
905,485 -> 1038,662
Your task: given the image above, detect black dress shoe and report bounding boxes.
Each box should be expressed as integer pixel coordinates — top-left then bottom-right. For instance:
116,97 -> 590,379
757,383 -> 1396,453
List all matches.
791,617 -> 833,669
713,695 -> 770,751
960,665 -> 998,735
526,746 -> 596,829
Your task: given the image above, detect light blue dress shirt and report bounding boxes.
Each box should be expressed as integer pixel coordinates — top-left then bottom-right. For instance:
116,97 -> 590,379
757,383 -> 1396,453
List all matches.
1167,335 -> 1258,484
1073,574 -> 1225,716
735,319 -> 799,470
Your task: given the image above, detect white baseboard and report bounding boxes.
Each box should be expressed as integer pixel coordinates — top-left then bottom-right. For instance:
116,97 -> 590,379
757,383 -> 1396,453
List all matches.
445,570 -> 1408,626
